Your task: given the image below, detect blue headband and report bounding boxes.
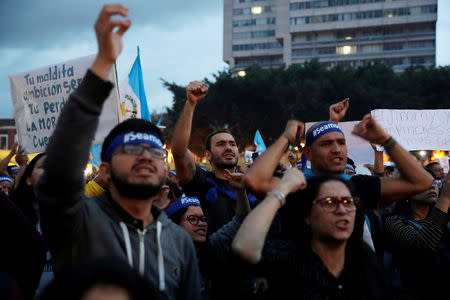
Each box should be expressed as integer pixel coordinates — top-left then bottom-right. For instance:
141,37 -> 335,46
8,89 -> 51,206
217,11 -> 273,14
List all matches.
104,131 -> 164,161
305,122 -> 344,146
7,166 -> 20,173
166,196 -> 201,217
345,164 -> 355,172
169,170 -> 177,177
0,176 -> 12,183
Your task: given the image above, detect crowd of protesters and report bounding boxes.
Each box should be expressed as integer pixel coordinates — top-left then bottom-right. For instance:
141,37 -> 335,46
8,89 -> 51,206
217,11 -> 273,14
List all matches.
0,4 -> 449,300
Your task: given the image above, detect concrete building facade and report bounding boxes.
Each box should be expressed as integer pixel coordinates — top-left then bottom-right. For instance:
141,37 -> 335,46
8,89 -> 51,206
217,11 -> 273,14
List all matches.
0,119 -> 17,150
223,0 -> 437,72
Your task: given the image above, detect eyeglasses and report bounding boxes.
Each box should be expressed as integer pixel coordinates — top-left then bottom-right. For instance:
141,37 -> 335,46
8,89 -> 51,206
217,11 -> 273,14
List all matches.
122,144 -> 168,160
312,196 -> 360,212
183,215 -> 207,225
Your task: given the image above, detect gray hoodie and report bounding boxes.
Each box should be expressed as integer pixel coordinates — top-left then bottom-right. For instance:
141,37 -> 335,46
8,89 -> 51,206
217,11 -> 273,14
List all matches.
38,70 -> 201,300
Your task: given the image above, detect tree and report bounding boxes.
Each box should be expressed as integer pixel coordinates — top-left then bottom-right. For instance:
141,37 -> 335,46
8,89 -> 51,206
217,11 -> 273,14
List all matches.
159,61 -> 450,157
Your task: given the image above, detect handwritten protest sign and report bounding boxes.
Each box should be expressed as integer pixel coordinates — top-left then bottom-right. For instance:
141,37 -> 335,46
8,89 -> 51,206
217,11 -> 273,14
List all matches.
371,109 -> 450,151
305,121 -> 373,165
9,55 -> 120,153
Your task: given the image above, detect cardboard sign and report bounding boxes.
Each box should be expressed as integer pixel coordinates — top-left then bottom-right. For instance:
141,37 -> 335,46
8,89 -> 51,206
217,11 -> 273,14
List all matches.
9,55 -> 120,153
372,109 -> 450,151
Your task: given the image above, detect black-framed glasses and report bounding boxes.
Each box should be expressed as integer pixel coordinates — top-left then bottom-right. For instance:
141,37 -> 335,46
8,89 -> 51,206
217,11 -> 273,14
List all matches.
312,196 -> 360,212
122,144 -> 168,160
183,215 -> 207,225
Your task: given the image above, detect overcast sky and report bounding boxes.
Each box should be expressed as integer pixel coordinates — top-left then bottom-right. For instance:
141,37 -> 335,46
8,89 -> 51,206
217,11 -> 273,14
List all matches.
1,0 -> 449,120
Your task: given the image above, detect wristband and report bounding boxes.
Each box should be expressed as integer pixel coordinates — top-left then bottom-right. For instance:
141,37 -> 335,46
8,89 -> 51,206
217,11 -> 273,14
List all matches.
382,136 -> 397,151
271,191 -> 286,207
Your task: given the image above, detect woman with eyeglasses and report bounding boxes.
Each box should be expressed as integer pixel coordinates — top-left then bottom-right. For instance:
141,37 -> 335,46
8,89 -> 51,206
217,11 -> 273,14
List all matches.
166,170 -> 251,299
232,168 -> 396,300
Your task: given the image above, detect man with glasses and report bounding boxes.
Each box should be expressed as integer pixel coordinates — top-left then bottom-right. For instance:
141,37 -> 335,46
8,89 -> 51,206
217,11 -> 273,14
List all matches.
37,5 -> 201,300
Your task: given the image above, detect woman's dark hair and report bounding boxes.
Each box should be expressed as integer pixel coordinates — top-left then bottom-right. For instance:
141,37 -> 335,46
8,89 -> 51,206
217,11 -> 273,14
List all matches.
280,174 -> 365,250
167,206 -> 189,225
281,174 -> 386,297
10,153 -> 46,226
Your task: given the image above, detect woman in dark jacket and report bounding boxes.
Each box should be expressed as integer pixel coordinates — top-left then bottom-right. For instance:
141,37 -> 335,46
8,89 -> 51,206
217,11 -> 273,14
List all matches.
233,168 -> 397,300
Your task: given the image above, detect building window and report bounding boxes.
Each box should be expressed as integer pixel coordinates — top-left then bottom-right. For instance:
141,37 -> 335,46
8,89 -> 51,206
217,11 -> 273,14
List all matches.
383,42 -> 403,51
289,5 -> 437,25
0,134 -> 7,150
360,44 -> 382,53
233,0 -> 265,3
290,0 -> 404,11
410,56 -> 434,65
408,40 -> 434,49
232,6 -> 271,16
233,30 -> 276,39
336,45 -> 357,55
232,42 -> 282,51
292,48 -> 313,56
317,47 -> 335,55
233,17 -> 275,27
235,56 -> 283,67
384,58 -> 404,66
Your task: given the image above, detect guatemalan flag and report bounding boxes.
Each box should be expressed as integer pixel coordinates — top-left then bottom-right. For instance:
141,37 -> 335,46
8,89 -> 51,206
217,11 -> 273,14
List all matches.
90,47 -> 151,167
254,129 -> 266,153
118,46 -> 151,121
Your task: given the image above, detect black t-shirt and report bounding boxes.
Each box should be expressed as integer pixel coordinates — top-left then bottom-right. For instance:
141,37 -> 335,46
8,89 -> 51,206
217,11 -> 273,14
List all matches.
181,165 -> 237,235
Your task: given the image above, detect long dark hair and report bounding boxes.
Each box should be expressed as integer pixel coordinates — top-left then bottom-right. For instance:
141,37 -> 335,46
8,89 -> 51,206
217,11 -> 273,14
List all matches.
280,174 -> 390,298
280,174 -> 367,253
11,153 -> 46,226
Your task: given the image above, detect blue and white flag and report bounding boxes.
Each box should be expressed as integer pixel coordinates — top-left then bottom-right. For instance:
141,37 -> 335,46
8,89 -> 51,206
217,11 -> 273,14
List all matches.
119,46 -> 150,121
254,130 -> 266,153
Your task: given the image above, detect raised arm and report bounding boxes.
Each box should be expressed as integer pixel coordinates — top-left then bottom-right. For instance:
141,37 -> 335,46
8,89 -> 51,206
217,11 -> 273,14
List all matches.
233,168 -> 306,264
329,98 -> 349,124
12,145 -> 29,189
370,143 -> 385,176
352,114 -> 433,202
91,4 -> 131,80
40,4 -> 130,204
244,120 -> 304,194
171,81 -> 208,185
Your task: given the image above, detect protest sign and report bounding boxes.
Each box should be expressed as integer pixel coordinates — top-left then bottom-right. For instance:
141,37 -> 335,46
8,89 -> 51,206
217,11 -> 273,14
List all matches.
371,109 -> 450,151
9,55 -> 120,154
305,121 -> 373,165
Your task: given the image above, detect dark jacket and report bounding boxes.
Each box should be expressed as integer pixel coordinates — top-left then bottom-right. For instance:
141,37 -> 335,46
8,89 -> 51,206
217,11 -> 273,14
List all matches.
37,70 -> 201,300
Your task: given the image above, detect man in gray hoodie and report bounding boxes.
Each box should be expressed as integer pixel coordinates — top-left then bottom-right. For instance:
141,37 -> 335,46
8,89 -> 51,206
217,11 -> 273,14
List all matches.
37,4 -> 201,300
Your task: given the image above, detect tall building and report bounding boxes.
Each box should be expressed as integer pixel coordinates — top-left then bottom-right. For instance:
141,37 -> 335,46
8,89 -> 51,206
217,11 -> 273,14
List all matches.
223,0 -> 437,73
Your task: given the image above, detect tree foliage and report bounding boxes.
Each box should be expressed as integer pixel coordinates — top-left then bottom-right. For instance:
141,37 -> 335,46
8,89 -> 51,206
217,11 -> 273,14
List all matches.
159,60 -> 450,156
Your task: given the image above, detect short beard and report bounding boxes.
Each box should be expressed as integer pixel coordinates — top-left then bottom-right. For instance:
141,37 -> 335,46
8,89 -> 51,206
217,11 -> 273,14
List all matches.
213,161 -> 237,170
211,153 -> 238,170
110,169 -> 164,200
